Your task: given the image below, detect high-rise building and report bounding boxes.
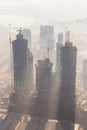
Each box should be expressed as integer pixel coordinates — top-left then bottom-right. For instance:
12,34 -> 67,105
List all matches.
12,31 -> 33,95
12,30 -> 28,94
23,29 -> 31,48
9,31 -> 33,112
36,58 -> 53,96
65,31 -> 70,42
40,25 -> 54,41
58,41 -> 77,123
83,59 -> 87,91
40,25 -> 54,59
56,33 -> 63,73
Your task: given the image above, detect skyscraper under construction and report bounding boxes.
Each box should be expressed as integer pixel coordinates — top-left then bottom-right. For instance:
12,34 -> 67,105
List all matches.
31,58 -> 53,118
58,41 -> 77,124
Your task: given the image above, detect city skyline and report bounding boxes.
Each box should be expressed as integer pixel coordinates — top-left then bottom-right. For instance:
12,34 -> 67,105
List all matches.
0,0 -> 87,129
0,26 -> 86,129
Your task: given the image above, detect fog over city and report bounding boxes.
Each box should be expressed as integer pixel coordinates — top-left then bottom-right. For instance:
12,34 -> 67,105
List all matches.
0,0 -> 87,130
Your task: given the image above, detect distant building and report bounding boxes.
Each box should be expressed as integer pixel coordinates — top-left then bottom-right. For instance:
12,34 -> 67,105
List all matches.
23,29 -> 31,48
65,31 -> 70,42
36,58 -> 53,96
58,41 -> 77,123
83,59 -> 87,91
40,25 -> 54,60
56,33 -> 63,73
40,25 -> 54,41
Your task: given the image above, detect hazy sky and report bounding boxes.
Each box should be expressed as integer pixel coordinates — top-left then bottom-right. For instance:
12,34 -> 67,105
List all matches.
0,0 -> 87,25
